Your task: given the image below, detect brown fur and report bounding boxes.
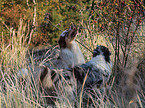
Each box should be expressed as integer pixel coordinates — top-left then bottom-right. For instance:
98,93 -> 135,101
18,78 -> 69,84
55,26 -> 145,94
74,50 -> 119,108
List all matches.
58,36 -> 66,48
39,66 -> 56,105
58,28 -> 77,50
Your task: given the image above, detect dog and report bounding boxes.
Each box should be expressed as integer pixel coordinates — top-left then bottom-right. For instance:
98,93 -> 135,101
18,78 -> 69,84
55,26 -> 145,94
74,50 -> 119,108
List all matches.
72,45 -> 112,89
39,26 -> 85,105
45,26 -> 85,69
40,45 -> 112,105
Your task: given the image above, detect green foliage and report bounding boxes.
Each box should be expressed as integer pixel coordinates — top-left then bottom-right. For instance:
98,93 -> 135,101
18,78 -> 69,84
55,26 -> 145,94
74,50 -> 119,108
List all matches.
35,0 -> 88,46
0,0 -> 94,46
1,0 -> 144,47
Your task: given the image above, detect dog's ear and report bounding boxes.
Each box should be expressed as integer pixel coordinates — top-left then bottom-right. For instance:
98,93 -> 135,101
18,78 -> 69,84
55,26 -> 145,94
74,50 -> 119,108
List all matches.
58,36 -> 66,48
101,46 -> 111,63
102,46 -> 111,56
58,30 -> 68,48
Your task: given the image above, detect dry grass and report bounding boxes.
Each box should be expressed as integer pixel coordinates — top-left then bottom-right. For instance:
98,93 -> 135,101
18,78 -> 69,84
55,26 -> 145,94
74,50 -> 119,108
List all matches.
0,21 -> 46,108
0,19 -> 144,108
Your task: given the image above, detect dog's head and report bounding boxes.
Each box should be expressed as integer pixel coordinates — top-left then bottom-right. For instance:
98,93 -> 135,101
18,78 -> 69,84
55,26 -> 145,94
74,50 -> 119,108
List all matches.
93,45 -> 111,63
58,26 -> 77,49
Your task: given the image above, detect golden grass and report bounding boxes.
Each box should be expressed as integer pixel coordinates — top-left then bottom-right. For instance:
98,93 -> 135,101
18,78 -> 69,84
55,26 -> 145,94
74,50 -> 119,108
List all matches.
0,20 -> 144,108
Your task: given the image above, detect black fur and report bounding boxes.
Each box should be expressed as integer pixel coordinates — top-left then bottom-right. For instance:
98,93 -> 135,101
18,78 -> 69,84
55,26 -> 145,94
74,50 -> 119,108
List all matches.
58,36 -> 67,48
58,26 -> 77,49
93,45 -> 111,63
71,45 -> 112,89
72,64 -> 104,89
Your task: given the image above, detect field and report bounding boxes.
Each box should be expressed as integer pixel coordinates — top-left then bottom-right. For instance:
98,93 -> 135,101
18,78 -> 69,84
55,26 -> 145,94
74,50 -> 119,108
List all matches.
0,0 -> 145,108
0,20 -> 144,108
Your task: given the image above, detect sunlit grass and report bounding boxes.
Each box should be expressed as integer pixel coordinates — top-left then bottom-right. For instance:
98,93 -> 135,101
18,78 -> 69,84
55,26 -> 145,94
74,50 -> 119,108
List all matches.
0,21 -> 46,108
0,19 -> 144,108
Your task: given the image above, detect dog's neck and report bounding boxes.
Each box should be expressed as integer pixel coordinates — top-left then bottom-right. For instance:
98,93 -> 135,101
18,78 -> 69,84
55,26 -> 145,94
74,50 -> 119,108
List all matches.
59,41 -> 85,67
71,41 -> 85,65
89,55 -> 112,75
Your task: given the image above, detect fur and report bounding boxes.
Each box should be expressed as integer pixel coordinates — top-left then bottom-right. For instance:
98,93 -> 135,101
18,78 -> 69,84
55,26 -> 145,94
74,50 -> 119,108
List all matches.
87,54 -> 112,76
39,26 -> 85,104
40,45 -> 112,92
72,45 -> 112,88
59,41 -> 85,68
45,26 -> 85,69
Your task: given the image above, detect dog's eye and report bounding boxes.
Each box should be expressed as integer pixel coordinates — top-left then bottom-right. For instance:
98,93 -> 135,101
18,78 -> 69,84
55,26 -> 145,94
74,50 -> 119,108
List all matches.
93,50 -> 100,57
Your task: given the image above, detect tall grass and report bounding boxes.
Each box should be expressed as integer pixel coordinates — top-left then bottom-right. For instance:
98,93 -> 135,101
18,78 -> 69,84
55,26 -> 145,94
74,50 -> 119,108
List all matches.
54,19 -> 145,108
0,18 -> 144,108
0,19 -> 47,108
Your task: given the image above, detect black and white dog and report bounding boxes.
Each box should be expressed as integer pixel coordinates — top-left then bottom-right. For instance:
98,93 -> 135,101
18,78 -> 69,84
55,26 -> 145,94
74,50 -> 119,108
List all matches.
72,45 -> 112,89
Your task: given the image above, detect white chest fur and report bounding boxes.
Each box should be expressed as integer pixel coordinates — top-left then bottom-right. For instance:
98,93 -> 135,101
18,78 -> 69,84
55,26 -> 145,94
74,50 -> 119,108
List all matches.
59,41 -> 85,67
71,41 -> 85,65
89,55 -> 112,75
